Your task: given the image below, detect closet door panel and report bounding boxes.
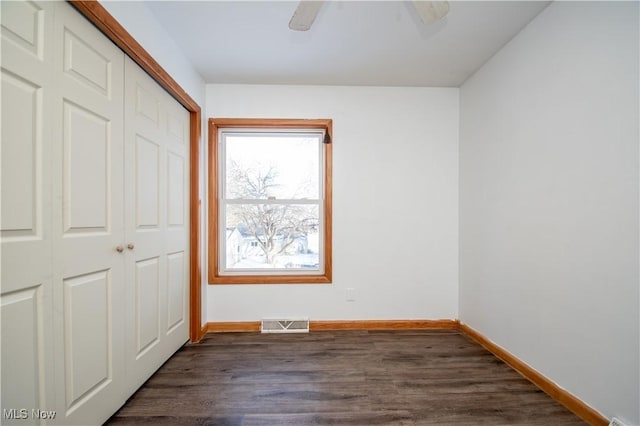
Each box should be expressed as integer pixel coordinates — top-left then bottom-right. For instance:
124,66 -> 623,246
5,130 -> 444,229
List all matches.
134,257 -> 161,355
0,287 -> 49,425
52,3 -> 126,424
2,71 -> 39,233
62,271 -> 112,410
166,251 -> 186,332
1,0 -> 45,61
135,134 -> 161,229
124,58 -> 167,391
164,95 -> 190,338
167,152 -> 185,228
0,1 -> 56,422
62,101 -> 111,232
124,57 -> 189,392
62,29 -> 112,97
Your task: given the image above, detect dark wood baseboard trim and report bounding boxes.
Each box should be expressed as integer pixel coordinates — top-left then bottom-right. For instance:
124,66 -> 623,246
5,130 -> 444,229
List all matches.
205,319 -> 459,333
459,323 -> 608,426
206,321 -> 262,333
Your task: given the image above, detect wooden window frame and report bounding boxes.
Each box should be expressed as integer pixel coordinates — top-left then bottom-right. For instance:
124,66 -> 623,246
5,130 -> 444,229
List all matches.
208,118 -> 332,285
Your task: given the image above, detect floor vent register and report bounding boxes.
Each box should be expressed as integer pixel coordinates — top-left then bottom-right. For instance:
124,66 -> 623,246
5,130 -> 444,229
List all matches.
261,318 -> 310,333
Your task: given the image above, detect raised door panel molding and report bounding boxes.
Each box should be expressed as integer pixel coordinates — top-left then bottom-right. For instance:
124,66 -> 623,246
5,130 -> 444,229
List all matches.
63,270 -> 112,414
166,251 -> 185,333
1,70 -> 41,238
62,101 -> 111,234
135,134 -> 161,229
63,28 -> 111,97
0,286 -> 46,418
135,83 -> 160,127
167,112 -> 187,145
135,257 -> 161,358
167,152 -> 185,227
0,0 -> 44,60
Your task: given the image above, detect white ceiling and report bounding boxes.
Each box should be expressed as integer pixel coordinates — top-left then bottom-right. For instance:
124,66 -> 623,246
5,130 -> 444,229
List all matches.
146,1 -> 551,87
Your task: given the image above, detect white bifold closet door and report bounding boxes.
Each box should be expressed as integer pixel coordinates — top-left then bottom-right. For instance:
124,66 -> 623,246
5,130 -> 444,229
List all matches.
50,2 -> 127,424
1,1 -> 57,423
123,55 -> 190,395
1,1 -> 190,425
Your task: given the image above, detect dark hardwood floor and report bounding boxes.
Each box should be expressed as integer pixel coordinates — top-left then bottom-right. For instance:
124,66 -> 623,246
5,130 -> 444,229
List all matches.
107,330 -> 586,425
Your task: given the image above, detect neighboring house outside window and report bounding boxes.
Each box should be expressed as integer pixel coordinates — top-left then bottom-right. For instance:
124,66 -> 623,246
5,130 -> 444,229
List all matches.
208,118 -> 332,284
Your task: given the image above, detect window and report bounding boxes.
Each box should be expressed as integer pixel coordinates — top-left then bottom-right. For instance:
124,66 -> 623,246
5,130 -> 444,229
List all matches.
208,118 -> 332,284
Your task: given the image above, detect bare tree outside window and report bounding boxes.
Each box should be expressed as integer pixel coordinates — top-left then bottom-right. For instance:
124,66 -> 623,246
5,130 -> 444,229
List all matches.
222,133 -> 322,270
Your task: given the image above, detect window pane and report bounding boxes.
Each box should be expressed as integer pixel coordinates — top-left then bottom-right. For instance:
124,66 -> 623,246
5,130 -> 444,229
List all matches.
224,204 -> 320,271
225,133 -> 320,200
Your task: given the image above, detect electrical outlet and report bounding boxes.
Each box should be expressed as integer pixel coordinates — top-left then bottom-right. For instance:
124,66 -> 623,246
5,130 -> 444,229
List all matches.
346,287 -> 356,302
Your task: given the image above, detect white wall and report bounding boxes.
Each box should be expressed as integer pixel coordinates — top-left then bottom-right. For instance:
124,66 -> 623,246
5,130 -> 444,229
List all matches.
100,1 -> 639,421
459,2 -> 639,424
206,84 -> 459,321
99,1 -> 209,325
100,1 -> 205,107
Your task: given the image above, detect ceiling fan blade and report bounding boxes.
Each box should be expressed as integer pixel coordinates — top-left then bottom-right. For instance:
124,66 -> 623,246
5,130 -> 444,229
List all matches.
413,0 -> 449,24
289,1 -> 324,31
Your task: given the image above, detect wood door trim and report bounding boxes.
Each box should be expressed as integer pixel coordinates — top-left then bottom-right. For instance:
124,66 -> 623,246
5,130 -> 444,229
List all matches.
459,323 -> 608,426
69,0 -> 203,342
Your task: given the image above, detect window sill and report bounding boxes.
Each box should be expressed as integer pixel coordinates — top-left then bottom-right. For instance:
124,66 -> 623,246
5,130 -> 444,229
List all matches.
208,273 -> 332,285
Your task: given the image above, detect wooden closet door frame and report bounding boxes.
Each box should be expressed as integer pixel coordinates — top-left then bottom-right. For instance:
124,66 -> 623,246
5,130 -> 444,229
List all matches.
69,1 -> 203,342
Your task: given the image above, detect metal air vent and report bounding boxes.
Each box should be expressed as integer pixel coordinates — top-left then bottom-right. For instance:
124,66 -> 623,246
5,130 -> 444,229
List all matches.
261,318 -> 309,333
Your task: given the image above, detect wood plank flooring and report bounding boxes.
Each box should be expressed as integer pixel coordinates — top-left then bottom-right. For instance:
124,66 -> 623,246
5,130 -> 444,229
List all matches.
106,330 -> 586,425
